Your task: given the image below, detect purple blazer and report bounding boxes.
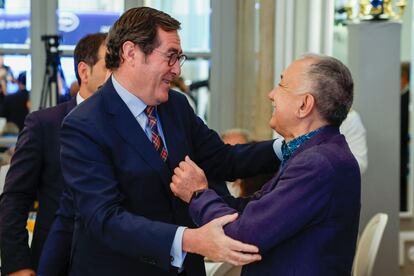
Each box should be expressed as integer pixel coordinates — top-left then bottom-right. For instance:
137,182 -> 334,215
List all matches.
190,126 -> 361,276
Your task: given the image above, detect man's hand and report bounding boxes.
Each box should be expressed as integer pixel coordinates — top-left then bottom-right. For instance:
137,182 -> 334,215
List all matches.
182,213 -> 261,266
9,269 -> 36,276
171,156 -> 208,202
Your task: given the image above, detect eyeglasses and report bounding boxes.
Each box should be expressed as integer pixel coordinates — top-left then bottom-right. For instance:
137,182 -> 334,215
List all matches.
153,49 -> 187,67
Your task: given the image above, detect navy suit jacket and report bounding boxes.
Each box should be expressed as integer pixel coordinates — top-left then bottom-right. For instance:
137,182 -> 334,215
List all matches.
190,126 -> 361,276
51,78 -> 278,276
0,98 -> 76,274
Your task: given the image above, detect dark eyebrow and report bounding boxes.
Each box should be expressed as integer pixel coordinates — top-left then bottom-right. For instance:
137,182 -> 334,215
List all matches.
166,48 -> 181,54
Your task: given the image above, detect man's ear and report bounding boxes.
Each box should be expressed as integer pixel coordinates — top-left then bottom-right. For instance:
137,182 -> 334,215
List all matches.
297,93 -> 315,118
121,41 -> 138,65
77,61 -> 89,85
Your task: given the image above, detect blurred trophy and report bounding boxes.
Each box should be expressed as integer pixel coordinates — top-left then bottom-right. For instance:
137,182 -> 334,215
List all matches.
368,0 -> 389,20
361,0 -> 406,20
338,0 -> 406,23
344,0 -> 354,20
358,0 -> 371,18
396,0 -> 407,19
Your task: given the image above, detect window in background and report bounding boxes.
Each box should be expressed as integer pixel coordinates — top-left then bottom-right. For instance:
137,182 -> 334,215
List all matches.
145,0 -> 211,121
59,56 -> 76,90
58,0 -> 123,48
2,54 -> 31,93
181,59 -> 210,122
0,0 -> 30,48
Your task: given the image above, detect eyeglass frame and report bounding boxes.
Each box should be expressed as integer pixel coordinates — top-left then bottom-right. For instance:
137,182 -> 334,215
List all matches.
153,49 -> 187,67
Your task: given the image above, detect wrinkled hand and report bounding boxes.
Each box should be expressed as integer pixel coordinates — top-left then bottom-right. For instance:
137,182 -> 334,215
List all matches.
171,156 -> 208,202
9,269 -> 36,276
182,213 -> 261,266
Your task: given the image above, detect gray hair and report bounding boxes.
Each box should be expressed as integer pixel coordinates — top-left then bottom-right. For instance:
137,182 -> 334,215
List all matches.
301,53 -> 354,126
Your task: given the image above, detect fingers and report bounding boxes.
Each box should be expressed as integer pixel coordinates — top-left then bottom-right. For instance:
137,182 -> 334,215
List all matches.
226,237 -> 259,253
185,155 -> 198,168
170,182 -> 177,194
185,156 -> 204,173
212,213 -> 239,226
225,251 -> 262,266
174,166 -> 183,177
171,174 -> 180,185
179,159 -> 191,170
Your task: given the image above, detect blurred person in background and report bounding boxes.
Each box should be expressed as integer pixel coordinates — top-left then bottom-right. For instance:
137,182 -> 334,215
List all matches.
0,55 -> 16,100
0,71 -> 30,132
170,76 -> 196,111
0,32 -> 108,276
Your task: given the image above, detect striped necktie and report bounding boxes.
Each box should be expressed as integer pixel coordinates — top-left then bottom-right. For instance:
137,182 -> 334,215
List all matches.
144,106 -> 168,162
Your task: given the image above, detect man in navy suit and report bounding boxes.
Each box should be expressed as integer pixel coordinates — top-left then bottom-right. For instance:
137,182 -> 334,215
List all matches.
0,32 -> 108,276
171,54 -> 361,275
52,7 -> 280,276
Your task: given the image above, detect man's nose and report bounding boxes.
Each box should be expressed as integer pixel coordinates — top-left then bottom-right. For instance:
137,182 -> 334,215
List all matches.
171,61 -> 181,76
268,89 -> 276,101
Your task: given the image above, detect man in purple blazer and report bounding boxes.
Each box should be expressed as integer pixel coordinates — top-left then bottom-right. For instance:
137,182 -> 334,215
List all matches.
171,54 -> 361,275
0,33 -> 108,276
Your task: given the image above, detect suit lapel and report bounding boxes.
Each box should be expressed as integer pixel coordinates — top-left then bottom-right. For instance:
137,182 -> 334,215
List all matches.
102,79 -> 171,187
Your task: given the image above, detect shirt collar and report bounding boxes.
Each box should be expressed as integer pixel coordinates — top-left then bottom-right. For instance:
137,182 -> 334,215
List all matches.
76,92 -> 85,105
281,127 -> 323,166
111,75 -> 147,118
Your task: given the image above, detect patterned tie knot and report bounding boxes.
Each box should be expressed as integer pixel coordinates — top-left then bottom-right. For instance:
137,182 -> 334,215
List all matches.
145,105 -> 155,118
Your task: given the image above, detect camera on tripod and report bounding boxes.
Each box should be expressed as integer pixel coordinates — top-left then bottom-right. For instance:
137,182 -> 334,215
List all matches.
40,35 -> 62,108
41,35 -> 61,66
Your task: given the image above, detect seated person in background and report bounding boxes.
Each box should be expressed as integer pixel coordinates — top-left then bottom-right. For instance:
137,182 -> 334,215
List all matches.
0,71 -> 30,132
220,129 -> 273,197
171,54 -> 361,275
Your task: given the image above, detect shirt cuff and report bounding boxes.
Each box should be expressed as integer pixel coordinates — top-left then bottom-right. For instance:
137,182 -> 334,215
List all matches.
170,226 -> 187,268
273,137 -> 284,161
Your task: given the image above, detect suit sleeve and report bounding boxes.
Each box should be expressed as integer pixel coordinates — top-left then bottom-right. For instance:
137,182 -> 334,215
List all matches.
184,100 -> 279,181
37,187 -> 74,276
60,115 -> 178,271
189,151 -> 334,254
0,113 -> 43,274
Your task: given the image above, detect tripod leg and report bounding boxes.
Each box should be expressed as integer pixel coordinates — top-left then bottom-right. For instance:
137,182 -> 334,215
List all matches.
40,70 -> 49,109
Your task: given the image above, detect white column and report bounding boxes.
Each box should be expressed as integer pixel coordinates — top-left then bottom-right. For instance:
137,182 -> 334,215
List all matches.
307,0 -> 322,53
274,0 -> 334,87
348,21 -> 401,276
30,0 -> 58,110
209,0 -> 237,132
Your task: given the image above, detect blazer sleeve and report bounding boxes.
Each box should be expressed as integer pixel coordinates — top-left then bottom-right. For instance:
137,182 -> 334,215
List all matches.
189,150 -> 335,254
60,114 -> 178,271
0,113 -> 43,274
37,188 -> 74,276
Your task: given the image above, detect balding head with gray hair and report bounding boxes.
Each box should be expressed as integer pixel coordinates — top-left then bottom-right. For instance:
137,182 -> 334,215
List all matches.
301,54 -> 354,126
